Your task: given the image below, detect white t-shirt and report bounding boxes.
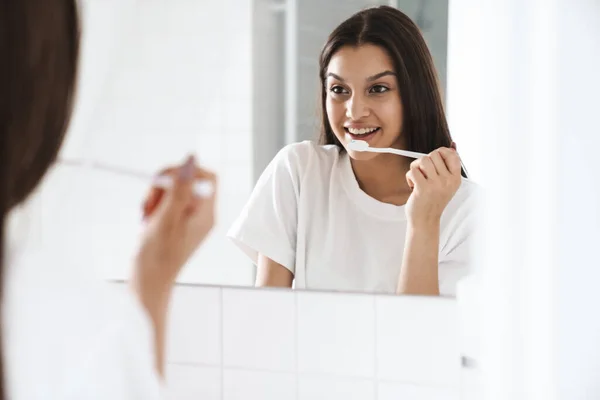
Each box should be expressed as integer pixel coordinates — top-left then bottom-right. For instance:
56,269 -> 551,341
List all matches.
3,180 -> 164,399
228,140 -> 479,296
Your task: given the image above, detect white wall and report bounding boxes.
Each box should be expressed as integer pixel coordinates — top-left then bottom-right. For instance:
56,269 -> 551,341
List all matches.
449,0 -> 559,398
449,0 -> 600,399
52,0 -> 255,286
556,0 -> 600,398
108,283 -> 462,400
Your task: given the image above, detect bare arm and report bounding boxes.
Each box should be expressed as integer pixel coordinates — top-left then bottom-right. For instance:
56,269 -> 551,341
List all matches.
256,254 -> 294,288
130,281 -> 171,378
134,158 -> 217,378
396,222 -> 440,295
398,147 -> 462,296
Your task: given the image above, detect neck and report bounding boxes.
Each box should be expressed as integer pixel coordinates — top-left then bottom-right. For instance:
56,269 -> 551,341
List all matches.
350,153 -> 412,205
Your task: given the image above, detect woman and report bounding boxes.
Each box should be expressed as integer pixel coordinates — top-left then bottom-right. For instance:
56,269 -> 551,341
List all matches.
228,6 -> 477,296
1,1 -> 216,398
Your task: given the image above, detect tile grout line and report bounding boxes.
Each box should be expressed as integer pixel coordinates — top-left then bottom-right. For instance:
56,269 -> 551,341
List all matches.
219,287 -> 224,400
166,360 -> 458,391
294,291 -> 299,400
373,295 -> 379,400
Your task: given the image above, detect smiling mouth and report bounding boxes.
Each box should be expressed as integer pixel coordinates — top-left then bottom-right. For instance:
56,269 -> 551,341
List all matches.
344,127 -> 381,141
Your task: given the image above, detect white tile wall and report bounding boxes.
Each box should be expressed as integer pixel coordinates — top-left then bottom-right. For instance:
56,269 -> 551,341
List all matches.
165,365 -> 221,400
167,286 -> 222,365
222,288 -> 296,371
376,295 -> 460,387
107,282 -> 461,400
298,375 -> 375,400
223,369 -> 297,400
297,291 -> 376,377
377,382 -> 459,400
54,1 -> 256,287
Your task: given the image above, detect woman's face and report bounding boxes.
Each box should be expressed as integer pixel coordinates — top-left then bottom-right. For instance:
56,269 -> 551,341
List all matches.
325,44 -> 403,160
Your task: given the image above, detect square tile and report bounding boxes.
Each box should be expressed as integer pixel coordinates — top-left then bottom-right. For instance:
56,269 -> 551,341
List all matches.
222,288 -> 296,371
165,365 -> 220,400
223,369 -> 296,400
376,296 -> 460,387
297,291 -> 375,377
167,286 -> 221,365
298,375 -> 374,400
377,382 -> 459,400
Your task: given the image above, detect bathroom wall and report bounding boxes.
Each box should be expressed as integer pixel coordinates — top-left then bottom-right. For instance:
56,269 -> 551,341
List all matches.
448,0 -> 600,398
108,282 -> 463,400
556,0 -> 600,398
52,0 -> 256,286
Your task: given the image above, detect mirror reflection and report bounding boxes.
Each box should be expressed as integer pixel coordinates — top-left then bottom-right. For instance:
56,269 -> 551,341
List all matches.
52,0 -> 475,297
230,3 -> 475,296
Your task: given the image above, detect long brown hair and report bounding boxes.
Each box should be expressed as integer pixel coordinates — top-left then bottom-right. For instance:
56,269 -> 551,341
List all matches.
318,6 -> 466,177
0,1 -> 80,397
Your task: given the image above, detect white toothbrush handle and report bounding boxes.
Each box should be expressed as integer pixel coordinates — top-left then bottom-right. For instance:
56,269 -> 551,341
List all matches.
366,146 -> 469,176
384,147 -> 427,159
152,175 -> 214,198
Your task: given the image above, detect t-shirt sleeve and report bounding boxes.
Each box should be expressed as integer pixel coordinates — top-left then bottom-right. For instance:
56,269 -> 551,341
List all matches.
438,181 -> 481,297
227,144 -> 303,274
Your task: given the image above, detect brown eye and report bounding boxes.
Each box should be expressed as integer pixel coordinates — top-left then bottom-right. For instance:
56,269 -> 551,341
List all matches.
370,85 -> 389,94
330,85 -> 348,95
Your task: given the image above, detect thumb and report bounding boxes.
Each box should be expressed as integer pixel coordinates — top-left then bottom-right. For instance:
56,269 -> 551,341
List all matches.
159,155 -> 196,218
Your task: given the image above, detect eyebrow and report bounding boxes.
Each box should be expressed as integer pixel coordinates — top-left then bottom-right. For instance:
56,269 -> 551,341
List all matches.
326,70 -> 396,82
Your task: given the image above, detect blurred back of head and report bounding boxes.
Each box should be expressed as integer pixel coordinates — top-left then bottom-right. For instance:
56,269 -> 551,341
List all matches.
0,0 -> 80,396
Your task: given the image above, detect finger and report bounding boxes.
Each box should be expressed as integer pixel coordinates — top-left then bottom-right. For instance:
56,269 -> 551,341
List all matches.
429,149 -> 450,177
142,167 -> 177,219
142,187 -> 164,219
185,166 -> 218,217
415,156 -> 436,180
193,165 -> 217,182
437,147 -> 462,176
407,161 -> 426,188
158,156 -> 197,220
406,169 -> 414,189
143,163 -> 217,219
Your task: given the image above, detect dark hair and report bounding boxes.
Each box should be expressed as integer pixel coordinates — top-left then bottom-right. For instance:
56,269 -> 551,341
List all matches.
318,6 -> 466,176
0,1 -> 80,397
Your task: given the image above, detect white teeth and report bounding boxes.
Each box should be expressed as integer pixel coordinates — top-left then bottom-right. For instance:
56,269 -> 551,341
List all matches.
347,127 -> 378,135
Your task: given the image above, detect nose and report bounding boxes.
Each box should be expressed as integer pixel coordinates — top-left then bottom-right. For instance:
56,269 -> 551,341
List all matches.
345,94 -> 370,120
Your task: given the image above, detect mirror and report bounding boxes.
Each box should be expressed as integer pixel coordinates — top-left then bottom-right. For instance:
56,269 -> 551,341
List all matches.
51,0 -> 477,297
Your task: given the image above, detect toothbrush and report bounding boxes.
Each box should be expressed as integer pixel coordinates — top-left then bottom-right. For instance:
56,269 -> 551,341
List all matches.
348,139 -> 426,159
348,139 -> 469,176
57,158 -> 214,198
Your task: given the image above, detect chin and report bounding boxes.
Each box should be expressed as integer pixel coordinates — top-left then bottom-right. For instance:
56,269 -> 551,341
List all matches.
346,149 -> 379,161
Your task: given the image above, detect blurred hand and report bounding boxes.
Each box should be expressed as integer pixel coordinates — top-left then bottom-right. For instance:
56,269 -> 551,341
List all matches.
133,155 -> 217,297
405,147 -> 461,227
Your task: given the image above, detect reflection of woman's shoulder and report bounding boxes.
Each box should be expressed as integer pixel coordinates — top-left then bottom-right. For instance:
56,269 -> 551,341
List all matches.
445,177 -> 482,220
273,140 -> 341,177
457,177 -> 480,198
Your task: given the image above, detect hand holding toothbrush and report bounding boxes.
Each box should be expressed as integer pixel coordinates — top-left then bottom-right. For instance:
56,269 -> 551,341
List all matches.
405,147 -> 462,227
348,139 -> 463,224
131,155 -> 217,377
134,155 -> 217,290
